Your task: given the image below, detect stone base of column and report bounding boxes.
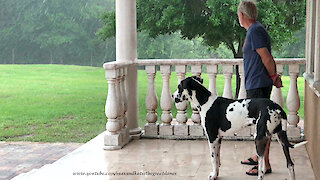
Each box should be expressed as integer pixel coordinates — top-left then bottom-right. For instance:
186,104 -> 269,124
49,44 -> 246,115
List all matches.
130,127 -> 142,140
174,124 -> 189,136
189,124 -> 204,137
104,130 -> 130,150
144,123 -> 159,136
120,127 -> 130,145
159,124 -> 173,136
287,126 -> 303,142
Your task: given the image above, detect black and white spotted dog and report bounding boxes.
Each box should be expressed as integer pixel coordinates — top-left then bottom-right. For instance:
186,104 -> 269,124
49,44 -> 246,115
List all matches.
173,76 -> 307,180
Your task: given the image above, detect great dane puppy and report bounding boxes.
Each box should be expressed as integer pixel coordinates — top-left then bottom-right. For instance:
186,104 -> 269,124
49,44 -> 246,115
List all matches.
173,76 -> 307,180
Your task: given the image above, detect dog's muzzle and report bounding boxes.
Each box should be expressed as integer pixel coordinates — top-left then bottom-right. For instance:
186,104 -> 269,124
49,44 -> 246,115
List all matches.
173,91 -> 182,103
175,97 -> 182,103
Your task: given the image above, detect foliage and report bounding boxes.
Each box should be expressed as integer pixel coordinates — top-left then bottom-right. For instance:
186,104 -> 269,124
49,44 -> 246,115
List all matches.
138,31 -> 219,59
99,0 -> 306,58
273,28 -> 306,58
0,0 -> 306,66
0,0 -> 114,65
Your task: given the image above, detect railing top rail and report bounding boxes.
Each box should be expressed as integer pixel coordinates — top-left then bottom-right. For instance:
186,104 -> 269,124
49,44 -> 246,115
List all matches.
274,58 -> 306,64
103,61 -> 133,70
103,58 -> 306,70
137,58 -> 306,66
137,59 -> 242,66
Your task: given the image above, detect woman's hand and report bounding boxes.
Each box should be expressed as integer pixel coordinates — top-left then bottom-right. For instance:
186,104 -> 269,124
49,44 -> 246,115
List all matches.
272,74 -> 283,88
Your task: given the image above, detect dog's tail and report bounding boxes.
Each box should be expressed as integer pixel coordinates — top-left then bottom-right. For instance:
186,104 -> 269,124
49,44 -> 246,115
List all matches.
277,129 -> 308,148
293,141 -> 308,148
274,103 -> 308,148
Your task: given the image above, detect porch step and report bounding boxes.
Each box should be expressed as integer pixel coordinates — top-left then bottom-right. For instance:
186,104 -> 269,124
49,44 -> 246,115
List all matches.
12,133 -> 106,180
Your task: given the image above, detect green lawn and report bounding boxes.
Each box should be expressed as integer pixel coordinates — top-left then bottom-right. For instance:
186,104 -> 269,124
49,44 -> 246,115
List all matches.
0,65 -> 305,143
0,65 -> 107,143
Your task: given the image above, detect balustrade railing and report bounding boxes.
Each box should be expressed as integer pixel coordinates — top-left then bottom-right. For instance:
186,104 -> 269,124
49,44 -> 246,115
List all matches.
103,62 -> 131,150
103,59 -> 305,143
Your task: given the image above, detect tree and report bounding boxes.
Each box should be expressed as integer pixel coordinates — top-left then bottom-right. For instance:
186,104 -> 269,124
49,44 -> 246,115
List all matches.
0,0 -> 115,66
98,0 -> 305,97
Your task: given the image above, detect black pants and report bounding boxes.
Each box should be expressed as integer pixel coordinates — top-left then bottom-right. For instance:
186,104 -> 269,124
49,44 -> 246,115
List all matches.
246,86 -> 272,99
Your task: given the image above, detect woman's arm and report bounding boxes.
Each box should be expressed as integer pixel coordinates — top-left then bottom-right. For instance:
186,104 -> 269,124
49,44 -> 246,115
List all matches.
256,47 -> 283,88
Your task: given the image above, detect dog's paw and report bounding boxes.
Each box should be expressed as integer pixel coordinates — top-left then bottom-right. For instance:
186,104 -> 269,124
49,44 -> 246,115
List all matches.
208,172 -> 218,180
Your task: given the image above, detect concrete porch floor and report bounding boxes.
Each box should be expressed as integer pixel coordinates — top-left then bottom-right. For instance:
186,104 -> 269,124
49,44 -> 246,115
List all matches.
13,133 -> 315,180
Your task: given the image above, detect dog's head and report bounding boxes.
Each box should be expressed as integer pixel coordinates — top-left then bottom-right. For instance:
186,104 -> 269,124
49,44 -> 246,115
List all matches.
173,76 -> 203,104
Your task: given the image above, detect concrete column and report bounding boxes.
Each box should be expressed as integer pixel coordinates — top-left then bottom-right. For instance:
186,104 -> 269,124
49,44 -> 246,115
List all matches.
115,0 -> 141,137
314,0 -> 320,87
116,0 -> 137,61
306,0 -> 316,74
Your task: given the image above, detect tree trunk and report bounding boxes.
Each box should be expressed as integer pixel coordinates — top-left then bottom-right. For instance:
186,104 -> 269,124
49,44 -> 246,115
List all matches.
50,51 -> 53,64
104,42 -> 108,61
225,40 -> 244,99
90,52 -> 93,66
12,48 -> 15,64
234,42 -> 244,99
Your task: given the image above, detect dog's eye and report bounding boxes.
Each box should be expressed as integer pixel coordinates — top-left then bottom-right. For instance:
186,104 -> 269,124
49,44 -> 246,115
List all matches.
182,95 -> 186,100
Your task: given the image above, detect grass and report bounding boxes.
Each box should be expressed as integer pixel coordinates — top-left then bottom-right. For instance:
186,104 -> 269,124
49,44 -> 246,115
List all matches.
0,65 -> 305,143
0,65 -> 107,143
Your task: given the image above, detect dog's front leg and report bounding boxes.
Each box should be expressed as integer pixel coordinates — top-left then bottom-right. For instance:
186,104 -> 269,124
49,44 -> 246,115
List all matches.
217,138 -> 222,167
208,139 -> 220,180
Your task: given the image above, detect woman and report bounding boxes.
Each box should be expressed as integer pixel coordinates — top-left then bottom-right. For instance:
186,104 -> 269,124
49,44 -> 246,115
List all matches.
237,0 -> 283,176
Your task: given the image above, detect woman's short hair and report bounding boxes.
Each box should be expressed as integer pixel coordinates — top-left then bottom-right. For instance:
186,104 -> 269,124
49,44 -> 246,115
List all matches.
238,0 -> 258,20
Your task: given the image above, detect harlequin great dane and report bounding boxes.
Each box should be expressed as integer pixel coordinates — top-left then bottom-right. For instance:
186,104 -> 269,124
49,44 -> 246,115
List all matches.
173,76 -> 307,180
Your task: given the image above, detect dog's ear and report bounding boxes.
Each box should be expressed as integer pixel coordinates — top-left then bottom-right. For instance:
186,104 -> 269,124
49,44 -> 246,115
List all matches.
181,77 -> 194,97
181,78 -> 190,90
191,76 -> 203,84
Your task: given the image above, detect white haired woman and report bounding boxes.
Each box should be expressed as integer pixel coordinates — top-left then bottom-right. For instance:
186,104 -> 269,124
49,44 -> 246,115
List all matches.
237,0 -> 283,176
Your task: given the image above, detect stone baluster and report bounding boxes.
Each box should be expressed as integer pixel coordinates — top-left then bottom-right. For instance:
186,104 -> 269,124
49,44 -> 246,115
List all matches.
222,65 -> 234,99
190,65 -> 203,136
286,64 -> 301,139
191,65 -> 202,125
238,64 -> 247,99
116,69 -> 124,130
120,67 -> 130,144
121,67 -> 128,128
207,65 -> 218,98
144,66 -> 159,136
271,64 -> 284,107
104,69 -> 122,150
175,65 -> 189,136
159,65 -> 173,136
